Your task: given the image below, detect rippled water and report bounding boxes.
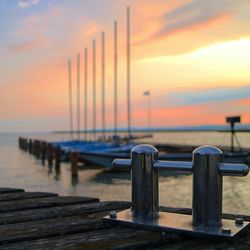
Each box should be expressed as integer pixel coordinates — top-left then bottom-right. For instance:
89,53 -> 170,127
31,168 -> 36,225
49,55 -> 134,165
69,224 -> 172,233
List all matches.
0,131 -> 250,215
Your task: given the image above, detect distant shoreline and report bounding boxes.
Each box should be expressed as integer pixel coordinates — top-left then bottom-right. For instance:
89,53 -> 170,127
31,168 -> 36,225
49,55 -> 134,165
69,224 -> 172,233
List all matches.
52,129 -> 250,134
1,126 -> 249,135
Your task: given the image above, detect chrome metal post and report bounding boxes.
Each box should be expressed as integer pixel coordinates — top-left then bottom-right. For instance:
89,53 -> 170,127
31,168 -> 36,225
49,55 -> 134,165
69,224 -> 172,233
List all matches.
131,145 -> 159,220
192,145 -> 249,227
192,145 -> 223,227
113,144 -> 159,220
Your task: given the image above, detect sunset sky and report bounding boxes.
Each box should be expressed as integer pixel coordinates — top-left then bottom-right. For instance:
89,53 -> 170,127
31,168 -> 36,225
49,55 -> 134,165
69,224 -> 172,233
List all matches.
0,0 -> 250,132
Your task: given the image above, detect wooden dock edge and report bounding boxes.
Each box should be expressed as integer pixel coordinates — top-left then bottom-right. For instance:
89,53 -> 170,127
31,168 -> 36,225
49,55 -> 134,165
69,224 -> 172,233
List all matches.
0,187 -> 249,249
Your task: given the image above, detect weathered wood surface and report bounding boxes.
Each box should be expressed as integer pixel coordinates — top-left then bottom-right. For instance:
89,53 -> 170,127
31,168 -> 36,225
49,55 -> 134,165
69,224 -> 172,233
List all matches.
0,196 -> 99,213
0,191 -> 57,202
0,201 -> 130,225
0,187 -> 249,250
0,187 -> 24,194
0,227 -> 180,250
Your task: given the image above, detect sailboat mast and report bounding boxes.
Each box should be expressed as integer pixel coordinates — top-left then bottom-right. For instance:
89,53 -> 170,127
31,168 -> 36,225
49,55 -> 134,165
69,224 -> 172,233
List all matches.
92,40 -> 96,141
68,60 -> 73,140
126,6 -> 131,138
84,48 -> 88,141
114,21 -> 118,136
101,32 -> 106,140
77,53 -> 80,140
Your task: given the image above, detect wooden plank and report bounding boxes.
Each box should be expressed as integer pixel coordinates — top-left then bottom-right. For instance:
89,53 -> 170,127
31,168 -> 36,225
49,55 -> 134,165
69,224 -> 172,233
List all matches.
2,217 -> 249,250
0,196 -> 99,213
0,201 -> 130,244
0,183 -> 247,250
0,192 -> 58,202
0,201 -> 130,225
0,213 -> 106,244
0,188 -> 24,194
0,226 -> 180,250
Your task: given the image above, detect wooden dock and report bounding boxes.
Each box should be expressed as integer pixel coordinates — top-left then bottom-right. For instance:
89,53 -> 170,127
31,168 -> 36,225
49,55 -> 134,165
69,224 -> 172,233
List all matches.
0,187 -> 249,249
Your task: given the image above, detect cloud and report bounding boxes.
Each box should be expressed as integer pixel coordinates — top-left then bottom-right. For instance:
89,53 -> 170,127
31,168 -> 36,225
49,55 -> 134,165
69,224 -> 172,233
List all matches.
31,0 -> 40,4
10,41 -> 36,53
151,98 -> 250,127
235,98 -> 250,106
7,38 -> 49,54
130,0 -> 250,58
18,1 -> 30,8
154,0 -> 232,38
156,86 -> 250,107
18,0 -> 40,9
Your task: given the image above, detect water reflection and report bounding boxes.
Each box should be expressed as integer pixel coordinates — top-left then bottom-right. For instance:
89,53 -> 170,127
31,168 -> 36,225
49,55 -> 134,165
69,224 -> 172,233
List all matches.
71,175 -> 79,188
47,164 -> 53,175
90,169 -> 131,184
54,167 -> 61,181
223,176 -> 250,214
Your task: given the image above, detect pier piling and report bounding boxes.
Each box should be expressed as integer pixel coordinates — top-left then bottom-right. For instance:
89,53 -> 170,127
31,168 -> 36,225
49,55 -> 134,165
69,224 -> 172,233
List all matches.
19,137 -> 29,151
71,151 -> 79,177
35,140 -> 42,159
41,141 -> 47,165
47,143 -> 53,167
28,139 -> 32,154
54,146 -> 61,169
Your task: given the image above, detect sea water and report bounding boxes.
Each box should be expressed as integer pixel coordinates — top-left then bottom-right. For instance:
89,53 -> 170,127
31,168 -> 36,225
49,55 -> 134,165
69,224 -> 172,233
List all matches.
0,131 -> 250,215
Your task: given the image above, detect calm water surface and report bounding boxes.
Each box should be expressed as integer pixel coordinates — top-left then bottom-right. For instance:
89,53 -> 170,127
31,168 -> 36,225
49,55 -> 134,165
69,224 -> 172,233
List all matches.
0,131 -> 250,215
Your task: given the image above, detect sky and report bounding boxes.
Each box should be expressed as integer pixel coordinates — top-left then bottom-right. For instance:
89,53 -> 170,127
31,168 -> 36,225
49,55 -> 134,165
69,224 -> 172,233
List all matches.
0,0 -> 250,132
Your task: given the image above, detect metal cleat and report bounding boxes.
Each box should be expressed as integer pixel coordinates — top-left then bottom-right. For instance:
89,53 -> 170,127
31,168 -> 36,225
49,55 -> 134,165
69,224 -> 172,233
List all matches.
103,144 -> 249,238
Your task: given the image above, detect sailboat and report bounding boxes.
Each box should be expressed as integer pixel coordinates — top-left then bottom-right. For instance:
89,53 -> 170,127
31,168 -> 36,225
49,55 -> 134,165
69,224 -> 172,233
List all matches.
53,11 -> 135,162
76,9 -> 136,161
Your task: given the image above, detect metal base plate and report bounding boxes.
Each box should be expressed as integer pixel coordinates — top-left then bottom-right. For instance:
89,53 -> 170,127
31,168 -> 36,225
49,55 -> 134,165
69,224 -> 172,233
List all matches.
103,209 -> 249,238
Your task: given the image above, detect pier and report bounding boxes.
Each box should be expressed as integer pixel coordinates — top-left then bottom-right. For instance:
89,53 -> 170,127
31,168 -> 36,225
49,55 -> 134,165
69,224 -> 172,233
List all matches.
18,137 -> 194,176
0,187 -> 249,249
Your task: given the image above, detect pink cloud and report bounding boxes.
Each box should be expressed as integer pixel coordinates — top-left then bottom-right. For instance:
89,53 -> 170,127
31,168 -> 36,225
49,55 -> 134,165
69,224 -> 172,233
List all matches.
8,39 -> 48,54
154,13 -> 230,39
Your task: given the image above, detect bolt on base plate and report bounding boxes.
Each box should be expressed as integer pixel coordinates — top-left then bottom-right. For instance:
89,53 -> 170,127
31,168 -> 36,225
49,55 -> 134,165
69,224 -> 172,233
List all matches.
103,209 -> 249,239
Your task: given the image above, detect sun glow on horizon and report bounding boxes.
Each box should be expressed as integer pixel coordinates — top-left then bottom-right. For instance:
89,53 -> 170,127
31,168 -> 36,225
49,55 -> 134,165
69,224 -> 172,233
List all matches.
134,38 -> 250,94
139,38 -> 250,63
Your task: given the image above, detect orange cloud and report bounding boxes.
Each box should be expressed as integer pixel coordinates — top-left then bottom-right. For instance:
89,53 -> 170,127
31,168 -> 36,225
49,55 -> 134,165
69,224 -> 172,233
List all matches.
131,0 -> 190,43
235,98 -> 250,106
130,97 -> 250,128
129,1 -> 250,60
